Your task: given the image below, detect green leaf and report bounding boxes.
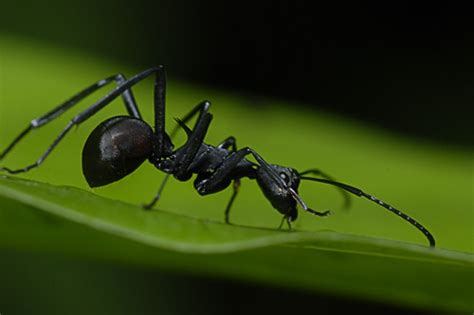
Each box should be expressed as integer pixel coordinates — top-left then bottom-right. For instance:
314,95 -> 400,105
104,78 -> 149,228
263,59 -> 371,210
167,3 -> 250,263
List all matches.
0,176 -> 473,312
0,33 -> 473,313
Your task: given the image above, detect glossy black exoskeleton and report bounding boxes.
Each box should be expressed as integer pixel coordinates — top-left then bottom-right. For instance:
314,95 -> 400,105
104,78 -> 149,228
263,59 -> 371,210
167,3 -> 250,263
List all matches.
0,66 -> 436,247
82,116 -> 154,187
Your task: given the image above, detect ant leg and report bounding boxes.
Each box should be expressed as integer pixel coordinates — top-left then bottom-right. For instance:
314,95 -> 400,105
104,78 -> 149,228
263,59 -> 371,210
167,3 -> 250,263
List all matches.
1,67 -> 166,174
170,101 -> 211,138
218,136 -> 241,224
143,173 -> 171,210
278,216 -> 292,230
218,136 -> 237,151
151,62 -> 207,155
278,216 -> 286,229
286,217 -> 292,230
173,107 -> 213,180
143,102 -> 213,209
299,169 -> 352,208
224,178 -> 240,224
152,65 -> 169,154
144,136 -> 240,214
0,122 -> 74,174
194,147 -> 252,196
0,73 -> 140,162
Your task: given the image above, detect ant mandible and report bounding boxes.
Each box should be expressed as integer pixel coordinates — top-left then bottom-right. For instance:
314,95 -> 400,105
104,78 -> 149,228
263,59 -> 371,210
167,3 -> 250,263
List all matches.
0,66 -> 435,247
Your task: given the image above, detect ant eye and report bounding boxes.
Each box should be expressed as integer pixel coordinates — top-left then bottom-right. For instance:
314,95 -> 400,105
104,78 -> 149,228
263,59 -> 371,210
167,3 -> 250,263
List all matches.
279,172 -> 290,184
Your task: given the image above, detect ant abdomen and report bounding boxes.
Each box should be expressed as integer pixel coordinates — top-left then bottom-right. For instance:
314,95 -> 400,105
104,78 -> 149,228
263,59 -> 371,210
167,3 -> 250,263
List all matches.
82,116 -> 154,187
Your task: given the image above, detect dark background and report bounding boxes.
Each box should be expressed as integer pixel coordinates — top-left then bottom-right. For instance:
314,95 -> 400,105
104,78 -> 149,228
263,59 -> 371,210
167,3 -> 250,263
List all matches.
0,2 -> 471,314
1,1 -> 472,144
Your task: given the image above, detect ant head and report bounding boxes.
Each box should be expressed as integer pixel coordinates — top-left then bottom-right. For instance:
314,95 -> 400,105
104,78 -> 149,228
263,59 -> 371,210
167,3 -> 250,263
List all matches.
82,116 -> 154,187
256,163 -> 301,222
253,154 -> 331,223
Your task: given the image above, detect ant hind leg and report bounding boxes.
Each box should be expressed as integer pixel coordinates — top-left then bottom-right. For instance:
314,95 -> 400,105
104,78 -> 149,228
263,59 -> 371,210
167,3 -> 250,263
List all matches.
1,67 -> 162,174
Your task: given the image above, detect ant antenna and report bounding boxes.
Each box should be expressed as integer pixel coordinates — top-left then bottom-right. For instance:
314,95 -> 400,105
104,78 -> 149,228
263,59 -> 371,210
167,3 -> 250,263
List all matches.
299,169 -> 351,208
300,176 -> 436,247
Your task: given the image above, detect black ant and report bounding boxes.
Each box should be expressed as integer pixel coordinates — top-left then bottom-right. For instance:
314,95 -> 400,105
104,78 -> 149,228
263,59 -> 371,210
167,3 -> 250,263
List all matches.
0,66 -> 435,247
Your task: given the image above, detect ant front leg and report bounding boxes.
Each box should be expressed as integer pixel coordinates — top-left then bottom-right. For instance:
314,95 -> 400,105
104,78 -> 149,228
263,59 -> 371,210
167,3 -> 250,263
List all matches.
278,216 -> 292,230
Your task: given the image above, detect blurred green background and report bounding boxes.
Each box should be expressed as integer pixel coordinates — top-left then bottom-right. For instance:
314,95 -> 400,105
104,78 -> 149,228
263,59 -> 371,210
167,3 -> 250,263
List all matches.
1,1 -> 472,144
0,2 -> 473,314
